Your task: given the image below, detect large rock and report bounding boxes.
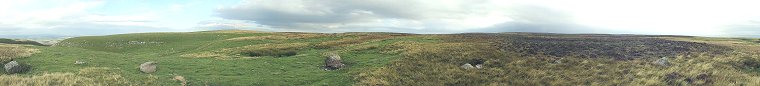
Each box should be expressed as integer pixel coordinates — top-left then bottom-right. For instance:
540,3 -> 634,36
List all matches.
4,61 -> 30,74
140,61 -> 158,73
654,57 -> 671,67
324,53 -> 345,70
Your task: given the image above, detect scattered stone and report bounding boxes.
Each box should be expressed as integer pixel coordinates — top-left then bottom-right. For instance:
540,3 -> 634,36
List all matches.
553,58 -> 563,64
461,63 -> 475,69
654,57 -> 671,66
4,60 -> 30,74
140,61 -> 158,73
464,59 -> 485,69
324,53 -> 345,70
174,75 -> 187,86
75,60 -> 85,65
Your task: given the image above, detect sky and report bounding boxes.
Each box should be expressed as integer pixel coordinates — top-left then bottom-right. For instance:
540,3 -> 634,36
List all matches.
1,0 -> 759,38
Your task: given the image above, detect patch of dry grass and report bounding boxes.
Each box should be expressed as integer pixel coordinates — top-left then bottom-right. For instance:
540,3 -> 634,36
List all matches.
0,67 -> 132,86
202,30 -> 267,34
314,34 -> 395,49
0,44 -> 39,62
183,43 -> 310,59
225,33 -> 326,41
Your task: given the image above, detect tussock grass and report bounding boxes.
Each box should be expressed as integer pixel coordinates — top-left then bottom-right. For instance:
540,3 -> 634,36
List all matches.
201,30 -> 267,34
357,33 -> 760,85
183,43 -> 310,59
226,33 -> 326,41
0,67 -> 131,86
0,44 -> 39,62
314,34 -> 396,49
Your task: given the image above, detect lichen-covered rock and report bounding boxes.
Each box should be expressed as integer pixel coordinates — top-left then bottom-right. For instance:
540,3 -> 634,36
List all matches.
140,61 -> 158,73
4,61 -> 30,74
654,57 -> 670,66
324,53 -> 344,70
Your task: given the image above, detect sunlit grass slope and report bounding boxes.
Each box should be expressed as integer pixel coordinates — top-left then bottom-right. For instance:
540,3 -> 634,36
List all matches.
7,30 -> 430,85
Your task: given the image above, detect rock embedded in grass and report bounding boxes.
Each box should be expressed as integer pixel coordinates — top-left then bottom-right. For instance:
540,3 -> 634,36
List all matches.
654,57 -> 671,67
140,61 -> 158,73
324,53 -> 345,70
75,60 -> 85,65
174,75 -> 187,86
474,64 -> 483,69
4,60 -> 30,74
461,63 -> 475,69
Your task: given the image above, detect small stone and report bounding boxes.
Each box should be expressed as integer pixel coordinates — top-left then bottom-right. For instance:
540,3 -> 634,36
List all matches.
75,60 -> 85,65
474,64 -> 483,69
654,57 -> 670,66
140,61 -> 158,73
461,63 -> 475,69
174,76 -> 187,86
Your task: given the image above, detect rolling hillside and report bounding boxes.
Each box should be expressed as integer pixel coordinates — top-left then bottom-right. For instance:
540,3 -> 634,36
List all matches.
1,30 -> 760,85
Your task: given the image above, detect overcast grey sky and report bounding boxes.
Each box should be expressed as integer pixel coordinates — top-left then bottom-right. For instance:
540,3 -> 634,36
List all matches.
1,0 -> 759,38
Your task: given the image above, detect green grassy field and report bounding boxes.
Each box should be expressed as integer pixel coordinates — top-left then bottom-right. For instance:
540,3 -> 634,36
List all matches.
2,30 -> 760,85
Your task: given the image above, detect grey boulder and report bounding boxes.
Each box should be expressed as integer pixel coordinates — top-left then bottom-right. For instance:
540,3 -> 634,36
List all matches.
324,53 -> 345,70
140,61 -> 158,73
4,61 -> 30,74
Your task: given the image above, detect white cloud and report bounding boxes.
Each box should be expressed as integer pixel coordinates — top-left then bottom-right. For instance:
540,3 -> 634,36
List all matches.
216,0 -> 760,37
2,0 -> 760,37
216,0 -> 517,33
0,0 -> 176,36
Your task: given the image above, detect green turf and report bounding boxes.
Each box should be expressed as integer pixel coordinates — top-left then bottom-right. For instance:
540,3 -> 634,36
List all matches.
12,31 -> 427,85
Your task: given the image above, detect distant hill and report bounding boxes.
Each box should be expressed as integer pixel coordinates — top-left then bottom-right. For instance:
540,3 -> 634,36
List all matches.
0,38 -> 47,46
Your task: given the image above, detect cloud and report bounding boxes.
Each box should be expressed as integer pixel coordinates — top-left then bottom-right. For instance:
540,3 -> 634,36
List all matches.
0,0 -> 179,37
215,0 -> 514,33
721,21 -> 760,37
215,0 -> 760,37
0,22 -> 170,36
2,0 -> 760,38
